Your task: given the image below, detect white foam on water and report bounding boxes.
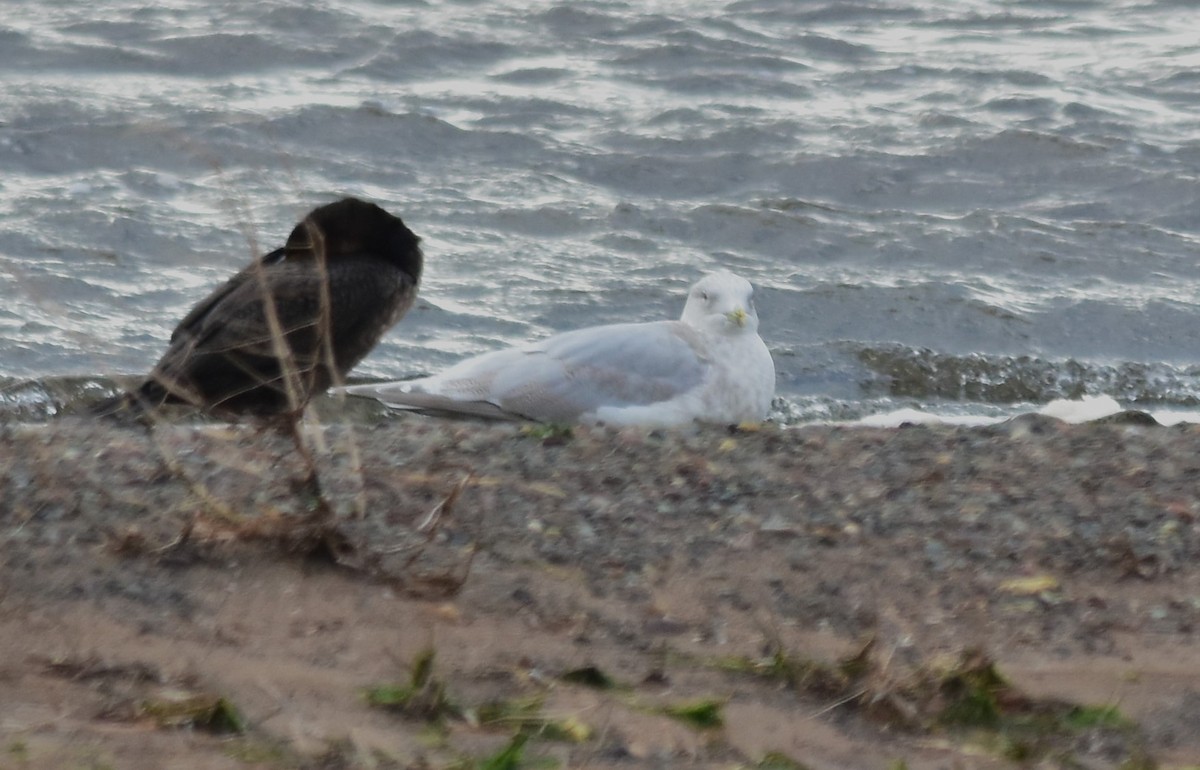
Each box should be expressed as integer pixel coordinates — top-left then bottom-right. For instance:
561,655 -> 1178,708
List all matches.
1037,395 -> 1123,423
849,395 -> 1152,429
852,408 -> 1006,428
1149,410 -> 1200,427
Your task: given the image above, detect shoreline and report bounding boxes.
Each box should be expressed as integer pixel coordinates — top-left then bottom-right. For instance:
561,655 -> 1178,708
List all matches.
9,373 -> 1200,430
2,414 -> 1199,767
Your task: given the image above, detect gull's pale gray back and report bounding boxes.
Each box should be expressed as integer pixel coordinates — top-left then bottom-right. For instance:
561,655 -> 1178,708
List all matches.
340,271 -> 775,426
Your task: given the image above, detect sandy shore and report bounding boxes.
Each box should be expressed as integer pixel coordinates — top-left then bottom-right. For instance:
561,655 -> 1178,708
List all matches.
1,413 -> 1199,768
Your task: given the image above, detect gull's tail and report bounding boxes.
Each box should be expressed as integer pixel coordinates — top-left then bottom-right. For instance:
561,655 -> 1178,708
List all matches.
338,383 -> 524,421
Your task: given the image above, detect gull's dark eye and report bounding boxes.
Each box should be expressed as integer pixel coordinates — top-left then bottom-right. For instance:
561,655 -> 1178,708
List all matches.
700,291 -> 709,301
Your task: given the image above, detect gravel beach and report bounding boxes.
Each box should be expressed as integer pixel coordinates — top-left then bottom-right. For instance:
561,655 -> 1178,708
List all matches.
1,412 -> 1199,768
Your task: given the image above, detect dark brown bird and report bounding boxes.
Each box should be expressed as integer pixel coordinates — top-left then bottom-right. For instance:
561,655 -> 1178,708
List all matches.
95,197 -> 422,417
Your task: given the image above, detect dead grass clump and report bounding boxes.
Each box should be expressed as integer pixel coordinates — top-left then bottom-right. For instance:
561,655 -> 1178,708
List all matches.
656,698 -> 724,729
137,691 -> 246,734
712,638 -> 872,700
106,466 -> 477,599
41,655 -> 162,685
471,695 -> 592,743
364,647 -> 458,723
754,752 -> 811,770
518,423 -> 574,445
364,649 -> 595,745
40,654 -> 245,736
713,641 -> 1151,765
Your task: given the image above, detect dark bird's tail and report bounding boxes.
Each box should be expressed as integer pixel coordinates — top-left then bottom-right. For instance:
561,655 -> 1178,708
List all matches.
87,382 -> 168,418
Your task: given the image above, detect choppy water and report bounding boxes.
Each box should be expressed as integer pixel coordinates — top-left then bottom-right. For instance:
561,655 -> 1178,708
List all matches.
3,0 -> 1199,423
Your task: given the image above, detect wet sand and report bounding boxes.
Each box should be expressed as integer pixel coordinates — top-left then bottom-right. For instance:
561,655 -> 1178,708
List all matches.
1,413 -> 1198,768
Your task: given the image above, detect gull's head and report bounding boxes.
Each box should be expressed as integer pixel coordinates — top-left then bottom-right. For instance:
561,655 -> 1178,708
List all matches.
680,271 -> 760,335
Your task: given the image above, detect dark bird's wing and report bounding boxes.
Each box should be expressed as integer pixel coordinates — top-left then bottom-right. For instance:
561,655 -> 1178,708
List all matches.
142,257 -> 324,413
166,247 -> 288,346
144,251 -> 417,414
94,197 -> 422,418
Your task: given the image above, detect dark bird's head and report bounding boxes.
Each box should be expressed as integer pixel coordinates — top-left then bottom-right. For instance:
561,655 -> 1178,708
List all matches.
285,197 -> 423,282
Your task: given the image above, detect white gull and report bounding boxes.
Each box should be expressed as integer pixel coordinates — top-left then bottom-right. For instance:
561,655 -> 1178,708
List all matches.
339,271 -> 775,427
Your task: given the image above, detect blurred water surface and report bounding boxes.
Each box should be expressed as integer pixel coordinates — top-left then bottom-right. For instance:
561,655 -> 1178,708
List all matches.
2,0 -> 1199,422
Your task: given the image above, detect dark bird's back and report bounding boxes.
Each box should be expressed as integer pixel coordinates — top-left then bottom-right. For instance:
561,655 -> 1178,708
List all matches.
97,197 -> 422,417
